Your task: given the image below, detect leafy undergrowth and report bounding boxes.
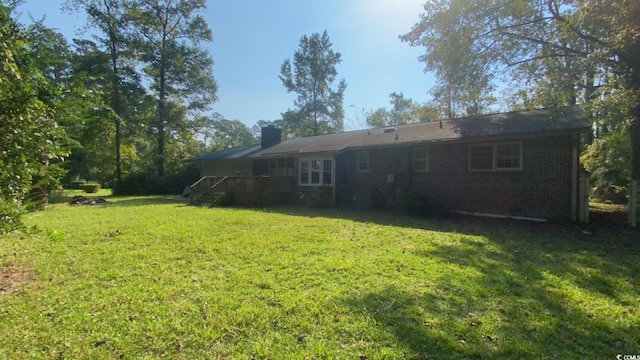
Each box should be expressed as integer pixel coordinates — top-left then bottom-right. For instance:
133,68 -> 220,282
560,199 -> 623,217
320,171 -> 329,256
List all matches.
1,197 -> 638,359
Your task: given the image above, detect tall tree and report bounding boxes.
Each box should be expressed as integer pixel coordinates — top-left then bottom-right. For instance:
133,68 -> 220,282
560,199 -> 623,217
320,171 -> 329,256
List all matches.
0,4 -> 70,230
22,22 -> 71,85
280,31 -> 347,136
400,4 -> 496,118
66,38 -> 152,184
64,0 -> 139,185
402,0 -> 640,192
132,0 -> 217,177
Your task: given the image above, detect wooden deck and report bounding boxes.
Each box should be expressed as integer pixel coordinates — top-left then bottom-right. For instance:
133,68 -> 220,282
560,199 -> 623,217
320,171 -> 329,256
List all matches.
190,176 -> 293,207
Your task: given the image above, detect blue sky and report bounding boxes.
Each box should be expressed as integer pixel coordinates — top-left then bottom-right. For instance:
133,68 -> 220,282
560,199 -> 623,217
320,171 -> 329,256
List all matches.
16,0 -> 435,130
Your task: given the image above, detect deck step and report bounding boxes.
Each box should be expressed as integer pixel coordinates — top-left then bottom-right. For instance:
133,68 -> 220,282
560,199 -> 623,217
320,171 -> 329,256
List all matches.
192,191 -> 227,206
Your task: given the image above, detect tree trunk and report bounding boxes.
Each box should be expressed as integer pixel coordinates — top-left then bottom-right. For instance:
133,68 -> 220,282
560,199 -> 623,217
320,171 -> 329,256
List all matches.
630,110 -> 640,181
157,61 -> 166,177
157,100 -> 165,177
110,48 -> 122,186
115,116 -> 121,183
624,34 -> 640,181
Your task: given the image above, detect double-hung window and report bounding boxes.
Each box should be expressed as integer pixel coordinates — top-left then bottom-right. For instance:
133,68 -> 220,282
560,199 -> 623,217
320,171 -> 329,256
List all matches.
413,147 -> 429,172
469,142 -> 522,171
300,158 -> 333,186
357,151 -> 369,173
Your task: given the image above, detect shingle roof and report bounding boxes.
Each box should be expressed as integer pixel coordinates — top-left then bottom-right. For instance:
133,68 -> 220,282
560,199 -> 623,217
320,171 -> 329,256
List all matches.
187,107 -> 590,162
184,144 -> 261,162
257,106 -> 589,156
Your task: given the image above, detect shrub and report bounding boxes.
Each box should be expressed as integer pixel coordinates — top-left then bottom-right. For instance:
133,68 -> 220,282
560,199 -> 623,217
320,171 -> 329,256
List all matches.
81,183 -> 101,193
113,166 -> 200,196
0,198 -> 25,234
70,179 -> 87,190
47,190 -> 67,204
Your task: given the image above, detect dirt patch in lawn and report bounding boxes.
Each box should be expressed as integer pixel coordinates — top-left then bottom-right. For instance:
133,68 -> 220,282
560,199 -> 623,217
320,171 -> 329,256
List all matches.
589,203 -> 630,228
0,264 -> 35,294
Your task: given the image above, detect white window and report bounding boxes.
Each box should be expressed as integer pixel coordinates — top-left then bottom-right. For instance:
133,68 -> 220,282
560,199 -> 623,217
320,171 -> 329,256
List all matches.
496,143 -> 521,169
299,158 -> 333,186
357,151 -> 369,173
469,142 -> 522,171
413,147 -> 429,172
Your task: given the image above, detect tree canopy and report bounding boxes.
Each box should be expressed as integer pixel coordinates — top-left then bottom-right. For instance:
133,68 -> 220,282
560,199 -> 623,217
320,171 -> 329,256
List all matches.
402,0 -> 640,199
0,0 -> 221,230
132,0 -> 218,177
280,31 -> 347,136
0,4 -> 71,231
365,92 -> 440,128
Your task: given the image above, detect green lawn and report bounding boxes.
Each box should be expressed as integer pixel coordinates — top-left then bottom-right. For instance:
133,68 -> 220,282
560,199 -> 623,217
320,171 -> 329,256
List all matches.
1,197 -> 638,359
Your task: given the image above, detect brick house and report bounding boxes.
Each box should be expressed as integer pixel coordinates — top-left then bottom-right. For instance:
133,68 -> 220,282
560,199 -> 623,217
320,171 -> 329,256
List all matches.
187,107 -> 591,221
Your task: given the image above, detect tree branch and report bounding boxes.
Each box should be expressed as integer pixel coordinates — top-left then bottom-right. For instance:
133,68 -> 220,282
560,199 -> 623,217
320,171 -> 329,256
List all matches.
546,0 -> 610,49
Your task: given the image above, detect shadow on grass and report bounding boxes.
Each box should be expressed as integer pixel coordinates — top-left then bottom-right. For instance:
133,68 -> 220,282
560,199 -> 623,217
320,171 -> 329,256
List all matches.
240,205 -> 638,357
339,226 -> 640,359
259,205 -> 637,242
53,195 -> 188,208
107,196 -> 189,207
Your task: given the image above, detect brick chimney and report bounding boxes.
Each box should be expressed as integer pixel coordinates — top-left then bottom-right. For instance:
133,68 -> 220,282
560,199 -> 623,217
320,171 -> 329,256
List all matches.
261,125 -> 282,149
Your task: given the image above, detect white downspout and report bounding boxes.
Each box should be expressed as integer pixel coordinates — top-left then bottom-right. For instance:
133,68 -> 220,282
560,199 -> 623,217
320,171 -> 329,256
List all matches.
571,136 -> 578,222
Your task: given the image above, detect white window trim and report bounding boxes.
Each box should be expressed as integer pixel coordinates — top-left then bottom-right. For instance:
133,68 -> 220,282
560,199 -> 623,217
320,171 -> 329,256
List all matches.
357,151 -> 370,173
468,141 -> 523,172
413,147 -> 429,172
299,158 -> 334,186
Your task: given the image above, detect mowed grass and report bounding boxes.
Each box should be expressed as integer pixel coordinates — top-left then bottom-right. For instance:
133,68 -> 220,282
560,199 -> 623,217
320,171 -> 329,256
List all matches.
1,197 -> 639,359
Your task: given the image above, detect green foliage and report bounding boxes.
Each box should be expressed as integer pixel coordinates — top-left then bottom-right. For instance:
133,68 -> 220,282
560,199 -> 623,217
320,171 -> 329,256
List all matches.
65,0 -> 143,185
365,92 -> 442,128
401,0 -> 497,118
112,165 -> 200,196
402,0 -> 640,192
581,92 -> 635,203
198,116 -> 256,151
80,182 -> 101,193
131,0 -> 217,177
0,4 -> 71,230
250,118 -> 286,139
69,179 -> 87,190
280,31 -> 347,136
0,198 -> 25,234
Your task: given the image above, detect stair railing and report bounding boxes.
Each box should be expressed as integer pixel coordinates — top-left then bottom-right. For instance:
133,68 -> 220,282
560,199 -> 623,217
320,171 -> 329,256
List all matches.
190,176 -> 217,205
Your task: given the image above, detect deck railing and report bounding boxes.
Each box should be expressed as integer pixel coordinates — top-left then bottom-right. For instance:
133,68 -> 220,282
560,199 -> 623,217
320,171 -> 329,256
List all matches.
190,176 -> 293,206
190,176 -> 220,205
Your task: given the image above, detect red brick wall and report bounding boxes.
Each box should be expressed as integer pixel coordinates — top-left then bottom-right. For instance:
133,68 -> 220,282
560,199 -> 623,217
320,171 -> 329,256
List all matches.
338,135 -> 577,220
